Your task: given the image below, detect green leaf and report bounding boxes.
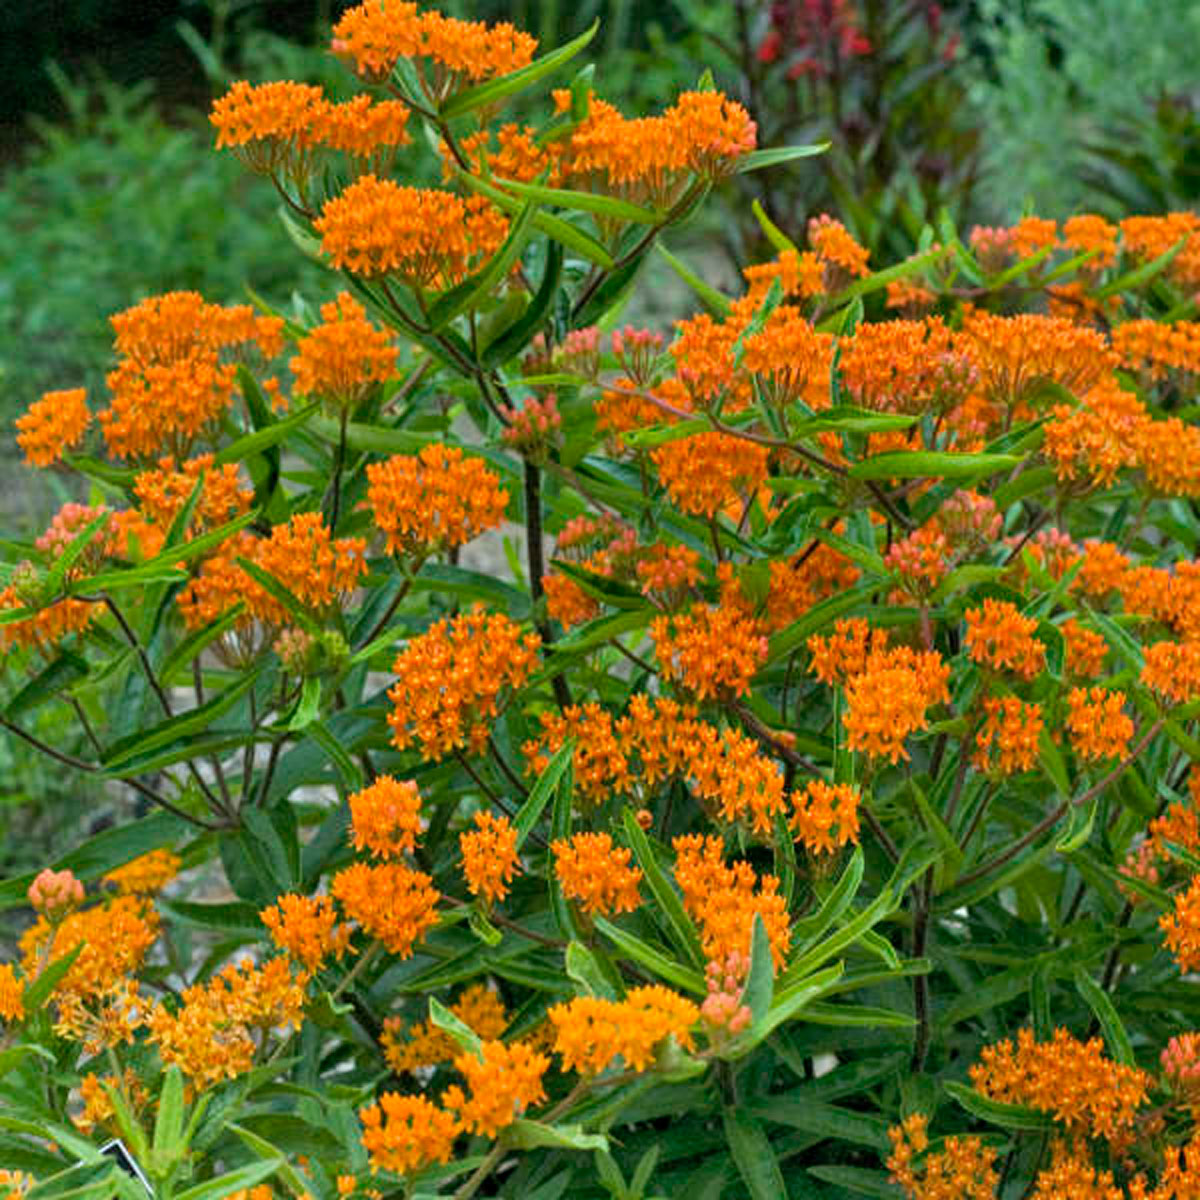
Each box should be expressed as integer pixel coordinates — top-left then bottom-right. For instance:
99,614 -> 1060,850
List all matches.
0,1044 -> 54,1079
807,1165 -> 903,1198
1074,967 -> 1134,1065
429,997 -> 483,1059
791,407 -> 916,437
158,605 -> 246,684
4,651 -> 89,719
1056,799 -> 1097,853
739,962 -> 843,1046
515,739 -> 575,849
0,1114 -> 103,1163
489,176 -> 659,225
767,579 -> 888,663
287,675 -> 321,733
235,557 -> 320,634
1096,235 -> 1188,299
799,1002 -> 915,1028
944,1081 -> 1054,1131
214,400 -> 319,467
722,1108 -> 787,1200
566,940 -> 618,999
502,1120 -> 608,1153
593,917 -> 706,995
655,243 -> 732,316
41,511 -> 112,599
23,943 -> 84,1014
429,195 -> 541,331
622,809 -> 705,970
307,718 -> 364,792
742,913 -> 775,1027
175,1161 -> 283,1200
751,199 -> 798,254
794,848 -> 864,944
227,1125 -> 312,1198
735,143 -> 830,173
483,240 -> 563,366
440,21 -> 599,119
849,451 -> 1021,482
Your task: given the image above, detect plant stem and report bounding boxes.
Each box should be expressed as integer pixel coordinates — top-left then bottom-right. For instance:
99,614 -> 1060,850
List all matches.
332,940 -> 383,1003
525,459 -> 572,709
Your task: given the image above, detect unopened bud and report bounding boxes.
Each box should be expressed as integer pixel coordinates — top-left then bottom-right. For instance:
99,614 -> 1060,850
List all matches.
28,868 -> 84,920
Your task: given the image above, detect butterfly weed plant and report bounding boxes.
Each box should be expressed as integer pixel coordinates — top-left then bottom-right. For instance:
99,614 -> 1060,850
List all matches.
5,4 -> 1200,1197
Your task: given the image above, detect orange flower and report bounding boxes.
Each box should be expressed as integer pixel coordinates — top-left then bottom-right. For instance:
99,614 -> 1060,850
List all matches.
1066,687 -> 1133,762
315,175 -> 507,286
964,598 -> 1047,680
1141,640 -> 1200,704
367,443 -> 508,557
807,618 -> 885,686
319,95 -> 412,171
840,318 -> 975,416
331,862 -> 439,957
1061,618 -> 1108,678
651,431 -> 770,520
743,247 -> 826,303
133,454 -> 253,536
16,388 -> 91,467
332,1 -> 537,87
359,1093 -> 459,1174
1062,214 -> 1118,269
290,292 -> 397,405
382,983 -> 508,1073
387,608 -> 540,760
887,1112 -> 999,1200
445,1039 -> 548,1138
548,985 -> 699,1075
1112,318 -> 1200,380
253,512 -> 367,622
349,776 -> 423,859
1162,874 -> 1200,973
973,696 -> 1043,775
209,79 -> 329,176
970,1027 -> 1150,1141
1120,213 -> 1200,292
1134,416 -> 1200,497
790,780 -> 860,854
460,811 -> 520,904
764,547 -> 860,633
808,214 -> 870,283
102,849 -> 180,896
0,578 -> 96,654
635,542 -> 702,604
740,306 -> 832,409
1042,381 -> 1146,488
0,964 -> 24,1024
99,291 -> 282,460
552,832 -> 642,916
651,603 -> 767,700
673,834 -> 790,967
260,893 -> 352,973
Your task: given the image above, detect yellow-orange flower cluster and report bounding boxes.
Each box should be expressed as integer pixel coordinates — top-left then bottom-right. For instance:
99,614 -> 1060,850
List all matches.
0,964 -> 25,1024
973,696 -> 1043,775
102,849 -> 181,896
16,388 -> 91,467
444,1039 -> 549,1138
290,292 -> 397,404
673,834 -> 789,967
840,318 -> 975,416
651,431 -> 770,519
964,598 -> 1047,680
387,607 -> 539,760
552,832 -> 642,916
359,1092 -> 459,1175
1141,639 -> 1200,705
260,893 -> 352,973
789,780 -> 860,853
460,811 -> 520,905
331,862 -> 439,958
887,1113 -> 999,1200
315,175 -> 507,287
549,985 -> 699,1075
367,443 -> 508,557
133,453 -> 252,537
1162,874 -> 1200,973
382,983 -> 508,1074
651,603 -> 767,700
349,775 -> 423,859
1066,686 -> 1133,762
970,1027 -> 1150,1141
99,291 -> 282,460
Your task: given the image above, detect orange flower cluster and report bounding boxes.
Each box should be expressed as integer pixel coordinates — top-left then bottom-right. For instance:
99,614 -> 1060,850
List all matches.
331,862 -> 439,958
842,650 -> 950,764
763,547 -> 861,632
458,122 -> 552,184
359,1092 -> 459,1175
887,1113 -> 999,1200
460,811 -> 520,905
177,513 -> 366,630
1141,640 -> 1200,705
1120,212 -> 1200,292
651,431 -> 770,520
260,893 -> 352,973
0,581 -> 94,654
790,780 -> 861,853
387,608 -> 540,759
840,318 -> 975,416
349,775 -> 423,859
1029,1140 -> 1123,1200
1113,318 -> 1200,380
290,292 -> 397,405
957,310 -> 1116,410
315,175 -> 507,286
556,89 -> 756,209
73,1068 -> 149,1137
1066,687 -> 1133,762
635,542 -> 702,604
552,832 -> 642,916
16,388 -> 91,467
743,247 -> 827,304
1135,416 -> 1200,497
331,1 -> 537,87
1162,875 -> 1200,972
0,964 -> 24,1024
670,310 -> 751,409
548,985 -> 699,1075
740,306 -> 833,410
445,1039 -> 549,1138
964,598 -> 1047,680
651,603 -> 767,700
973,697 -> 1043,775
133,454 -> 253,536
808,617 -> 888,685
382,983 -> 507,1074
673,834 -> 790,967
1063,213 -> 1119,268
367,443 -> 508,557
148,956 -> 305,1089
970,1027 -> 1150,1140
1042,381 -> 1146,488
99,291 -> 283,460
102,849 -> 181,895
